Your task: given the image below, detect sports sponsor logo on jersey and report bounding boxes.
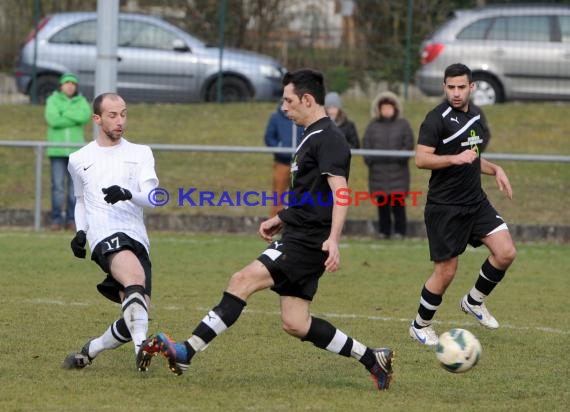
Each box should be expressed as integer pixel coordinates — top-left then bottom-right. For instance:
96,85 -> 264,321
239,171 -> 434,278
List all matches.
461,129 -> 483,157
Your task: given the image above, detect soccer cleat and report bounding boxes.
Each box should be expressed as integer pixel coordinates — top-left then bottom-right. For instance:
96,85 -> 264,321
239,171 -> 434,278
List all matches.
409,322 -> 439,346
369,348 -> 394,390
136,336 -> 161,372
152,332 -> 191,376
460,295 -> 499,329
62,339 -> 94,369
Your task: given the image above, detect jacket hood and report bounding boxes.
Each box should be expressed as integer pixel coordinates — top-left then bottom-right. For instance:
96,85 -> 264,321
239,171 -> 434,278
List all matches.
370,91 -> 403,119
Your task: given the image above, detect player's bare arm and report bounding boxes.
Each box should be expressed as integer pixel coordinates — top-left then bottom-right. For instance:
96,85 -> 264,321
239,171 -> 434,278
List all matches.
415,144 -> 478,170
258,215 -> 283,242
481,158 -> 513,200
322,175 -> 349,272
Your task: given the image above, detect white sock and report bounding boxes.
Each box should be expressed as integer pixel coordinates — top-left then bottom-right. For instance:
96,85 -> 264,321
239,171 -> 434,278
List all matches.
468,286 -> 487,304
122,291 -> 148,353
88,318 -> 132,358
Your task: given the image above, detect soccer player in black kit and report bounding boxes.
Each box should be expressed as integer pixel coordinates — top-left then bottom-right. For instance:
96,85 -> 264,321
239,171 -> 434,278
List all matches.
409,63 -> 517,346
141,69 -> 394,390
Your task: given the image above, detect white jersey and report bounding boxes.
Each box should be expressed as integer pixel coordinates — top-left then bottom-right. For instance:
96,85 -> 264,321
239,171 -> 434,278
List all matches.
68,138 -> 158,253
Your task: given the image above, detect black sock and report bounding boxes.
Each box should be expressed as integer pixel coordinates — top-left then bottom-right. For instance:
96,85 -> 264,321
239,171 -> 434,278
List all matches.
467,259 -> 506,305
413,285 -> 442,328
186,292 -> 247,360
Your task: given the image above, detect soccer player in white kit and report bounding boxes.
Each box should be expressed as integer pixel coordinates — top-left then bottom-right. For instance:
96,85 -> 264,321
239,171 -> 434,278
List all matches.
62,93 -> 159,371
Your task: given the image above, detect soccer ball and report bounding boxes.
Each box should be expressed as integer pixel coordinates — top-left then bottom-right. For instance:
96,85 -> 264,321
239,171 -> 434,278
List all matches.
435,328 -> 482,373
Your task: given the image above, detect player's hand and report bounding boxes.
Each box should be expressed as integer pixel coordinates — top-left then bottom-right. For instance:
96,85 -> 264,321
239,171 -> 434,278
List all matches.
102,185 -> 132,204
454,149 -> 478,165
322,239 -> 340,272
259,216 -> 283,242
495,166 -> 513,200
70,230 -> 87,259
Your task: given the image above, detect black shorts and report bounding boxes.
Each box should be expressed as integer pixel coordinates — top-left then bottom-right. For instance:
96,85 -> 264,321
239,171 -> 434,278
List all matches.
257,229 -> 328,301
425,198 -> 508,262
91,232 -> 152,304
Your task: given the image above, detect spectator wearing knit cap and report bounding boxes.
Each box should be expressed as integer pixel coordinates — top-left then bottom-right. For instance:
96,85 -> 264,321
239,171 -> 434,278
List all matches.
44,73 -> 91,231
324,91 -> 360,149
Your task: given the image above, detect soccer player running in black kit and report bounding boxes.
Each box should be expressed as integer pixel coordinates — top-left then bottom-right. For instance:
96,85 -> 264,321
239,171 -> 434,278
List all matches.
409,63 -> 517,346
141,68 -> 394,390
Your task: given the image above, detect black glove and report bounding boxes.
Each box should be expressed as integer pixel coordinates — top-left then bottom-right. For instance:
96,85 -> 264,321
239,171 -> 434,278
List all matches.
102,185 -> 132,204
70,230 -> 87,259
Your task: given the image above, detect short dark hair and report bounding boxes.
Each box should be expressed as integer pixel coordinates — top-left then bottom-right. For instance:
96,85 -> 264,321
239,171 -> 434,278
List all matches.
92,92 -> 122,115
282,69 -> 326,105
444,63 -> 472,83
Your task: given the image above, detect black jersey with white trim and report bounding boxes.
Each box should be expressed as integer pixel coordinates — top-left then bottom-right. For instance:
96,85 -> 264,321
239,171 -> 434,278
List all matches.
418,101 -> 488,205
278,116 -> 351,229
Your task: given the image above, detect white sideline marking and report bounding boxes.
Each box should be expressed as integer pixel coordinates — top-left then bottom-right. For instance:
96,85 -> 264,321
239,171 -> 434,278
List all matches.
239,308 -> 570,335
26,298 -> 88,306
24,299 -> 567,335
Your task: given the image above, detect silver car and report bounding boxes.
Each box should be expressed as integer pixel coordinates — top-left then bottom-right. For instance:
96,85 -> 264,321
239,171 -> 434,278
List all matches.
415,5 -> 570,105
15,12 -> 286,104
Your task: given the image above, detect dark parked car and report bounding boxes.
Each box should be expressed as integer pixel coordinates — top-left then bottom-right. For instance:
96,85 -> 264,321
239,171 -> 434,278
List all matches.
416,4 -> 570,105
15,12 -> 286,104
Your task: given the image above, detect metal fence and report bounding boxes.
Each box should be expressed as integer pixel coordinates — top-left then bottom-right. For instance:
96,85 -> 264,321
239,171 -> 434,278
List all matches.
1,140 -> 569,232
9,0 -> 570,106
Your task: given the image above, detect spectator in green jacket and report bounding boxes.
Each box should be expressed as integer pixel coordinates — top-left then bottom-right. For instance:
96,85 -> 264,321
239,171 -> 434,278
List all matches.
44,73 -> 91,231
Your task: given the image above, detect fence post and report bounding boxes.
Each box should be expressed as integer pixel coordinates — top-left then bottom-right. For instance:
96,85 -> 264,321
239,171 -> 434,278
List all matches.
34,144 -> 43,231
404,0 -> 414,100
216,0 -> 227,103
30,0 -> 41,104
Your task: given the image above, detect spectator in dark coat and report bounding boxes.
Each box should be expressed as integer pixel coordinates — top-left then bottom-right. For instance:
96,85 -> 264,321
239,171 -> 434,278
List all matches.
363,91 -> 414,239
324,92 -> 360,148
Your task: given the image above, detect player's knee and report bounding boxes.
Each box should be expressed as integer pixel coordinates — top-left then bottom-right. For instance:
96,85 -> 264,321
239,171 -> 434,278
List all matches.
281,319 -> 305,338
227,270 -> 252,296
498,244 -> 517,267
228,270 -> 245,286
127,276 -> 146,291
134,273 -> 146,285
506,244 -> 517,263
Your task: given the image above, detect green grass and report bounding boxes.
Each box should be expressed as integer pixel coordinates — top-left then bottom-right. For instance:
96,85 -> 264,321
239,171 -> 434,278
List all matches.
0,101 -> 569,225
1,231 -> 568,411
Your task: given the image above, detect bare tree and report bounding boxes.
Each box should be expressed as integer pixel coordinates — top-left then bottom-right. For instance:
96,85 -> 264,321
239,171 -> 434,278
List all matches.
247,0 -> 288,53
0,0 -> 96,71
354,0 -> 465,87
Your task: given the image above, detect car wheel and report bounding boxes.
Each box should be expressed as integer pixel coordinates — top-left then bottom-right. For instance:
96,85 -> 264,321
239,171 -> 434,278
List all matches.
34,75 -> 59,105
472,74 -> 504,106
206,77 -> 251,102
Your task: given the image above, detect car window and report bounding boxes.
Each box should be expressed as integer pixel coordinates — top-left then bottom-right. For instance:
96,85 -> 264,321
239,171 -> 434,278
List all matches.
488,16 -> 551,42
457,18 -> 492,40
560,16 -> 570,43
486,17 -> 507,40
119,20 -> 179,50
50,20 -> 97,45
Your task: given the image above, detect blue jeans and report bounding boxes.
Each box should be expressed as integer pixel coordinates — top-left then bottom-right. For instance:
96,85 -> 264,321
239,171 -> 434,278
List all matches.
50,156 -> 75,225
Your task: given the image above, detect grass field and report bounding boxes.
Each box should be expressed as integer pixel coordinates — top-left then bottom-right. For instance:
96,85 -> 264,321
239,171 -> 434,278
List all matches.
0,100 -> 569,226
1,230 -> 568,411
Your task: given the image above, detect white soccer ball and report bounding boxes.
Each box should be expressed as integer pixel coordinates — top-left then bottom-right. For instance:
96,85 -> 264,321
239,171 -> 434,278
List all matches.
435,328 -> 482,373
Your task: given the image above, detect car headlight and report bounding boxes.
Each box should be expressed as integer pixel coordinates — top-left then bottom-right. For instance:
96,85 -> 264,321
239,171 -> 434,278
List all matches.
260,64 -> 282,79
